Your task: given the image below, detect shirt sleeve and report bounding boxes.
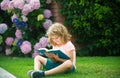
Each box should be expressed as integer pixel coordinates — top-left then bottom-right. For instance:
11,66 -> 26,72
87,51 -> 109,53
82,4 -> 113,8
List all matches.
66,41 -> 75,52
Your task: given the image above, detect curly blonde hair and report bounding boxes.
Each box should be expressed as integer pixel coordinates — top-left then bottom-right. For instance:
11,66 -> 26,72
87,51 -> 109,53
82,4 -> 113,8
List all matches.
47,23 -> 71,46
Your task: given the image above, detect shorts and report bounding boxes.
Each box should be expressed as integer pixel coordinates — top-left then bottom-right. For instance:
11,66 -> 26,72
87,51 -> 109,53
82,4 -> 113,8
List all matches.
44,59 -> 76,73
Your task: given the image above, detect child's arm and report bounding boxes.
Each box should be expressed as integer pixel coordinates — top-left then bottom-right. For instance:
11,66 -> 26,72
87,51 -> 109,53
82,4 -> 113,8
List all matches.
68,49 -> 75,63
52,53 -> 67,62
51,49 -> 75,63
45,52 -> 67,63
56,49 -> 75,63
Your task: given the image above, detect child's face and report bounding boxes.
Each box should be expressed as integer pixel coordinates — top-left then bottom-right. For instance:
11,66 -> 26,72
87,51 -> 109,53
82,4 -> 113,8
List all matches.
51,35 -> 62,45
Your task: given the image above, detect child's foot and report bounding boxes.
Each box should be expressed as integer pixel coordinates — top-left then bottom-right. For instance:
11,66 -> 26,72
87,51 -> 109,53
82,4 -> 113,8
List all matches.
31,70 -> 45,78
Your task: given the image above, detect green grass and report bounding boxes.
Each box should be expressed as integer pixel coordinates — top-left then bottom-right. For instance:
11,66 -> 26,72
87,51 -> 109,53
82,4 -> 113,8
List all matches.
0,56 -> 120,78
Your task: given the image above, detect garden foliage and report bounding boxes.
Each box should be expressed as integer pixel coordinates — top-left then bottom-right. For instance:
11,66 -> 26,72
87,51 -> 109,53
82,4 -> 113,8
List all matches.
0,0 -> 52,57
55,0 -> 120,56
0,0 -> 120,56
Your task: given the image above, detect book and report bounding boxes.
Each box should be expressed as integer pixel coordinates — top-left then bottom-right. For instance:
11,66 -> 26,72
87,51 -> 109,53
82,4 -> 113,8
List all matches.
37,48 -> 70,59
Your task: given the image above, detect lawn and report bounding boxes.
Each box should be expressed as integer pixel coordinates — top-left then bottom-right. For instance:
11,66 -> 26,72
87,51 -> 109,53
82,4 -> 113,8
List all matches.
0,56 -> 120,78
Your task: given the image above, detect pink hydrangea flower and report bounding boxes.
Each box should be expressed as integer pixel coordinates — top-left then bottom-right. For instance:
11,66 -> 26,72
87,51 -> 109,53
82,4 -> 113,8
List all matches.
32,50 -> 40,58
20,41 -> 32,54
5,37 -> 14,46
39,36 -> 48,48
14,0 -> 24,9
22,4 -> 33,16
29,0 -> 40,10
43,9 -> 52,18
33,37 -> 48,58
8,0 -> 15,10
34,43 -> 41,50
0,0 -> 10,11
42,19 -> 52,30
5,47 -> 12,55
15,29 -> 22,40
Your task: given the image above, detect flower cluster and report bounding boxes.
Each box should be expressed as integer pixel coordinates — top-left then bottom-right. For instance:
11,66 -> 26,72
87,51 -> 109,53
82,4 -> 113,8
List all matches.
15,29 -> 22,40
0,0 -> 53,57
32,0 -> 53,57
5,37 -> 14,46
43,19 -> 52,30
5,37 -> 14,55
5,46 -> 12,55
1,0 -> 40,16
20,41 -> 32,54
0,0 -> 41,54
42,9 -> 52,30
32,36 -> 48,58
0,23 -> 9,55
43,9 -> 52,19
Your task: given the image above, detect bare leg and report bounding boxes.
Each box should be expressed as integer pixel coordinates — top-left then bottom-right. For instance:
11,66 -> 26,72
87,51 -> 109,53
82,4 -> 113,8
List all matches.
45,60 -> 73,76
34,55 -> 47,70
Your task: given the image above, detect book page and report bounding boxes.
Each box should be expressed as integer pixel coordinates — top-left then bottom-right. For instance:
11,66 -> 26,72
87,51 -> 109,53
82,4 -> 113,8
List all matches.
38,48 -> 48,51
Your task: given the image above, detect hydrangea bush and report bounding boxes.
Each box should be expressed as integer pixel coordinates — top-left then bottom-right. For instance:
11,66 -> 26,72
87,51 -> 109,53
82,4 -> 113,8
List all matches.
0,0 -> 53,57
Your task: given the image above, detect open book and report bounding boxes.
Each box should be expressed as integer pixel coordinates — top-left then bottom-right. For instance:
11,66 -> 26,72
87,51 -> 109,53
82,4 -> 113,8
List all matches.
37,48 -> 70,59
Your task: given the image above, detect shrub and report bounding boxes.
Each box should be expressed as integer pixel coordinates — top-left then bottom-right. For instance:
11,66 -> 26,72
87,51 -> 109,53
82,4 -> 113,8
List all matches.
0,0 -> 53,57
56,0 -> 120,56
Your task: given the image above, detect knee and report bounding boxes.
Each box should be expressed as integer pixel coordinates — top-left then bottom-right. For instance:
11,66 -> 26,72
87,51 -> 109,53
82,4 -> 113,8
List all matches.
64,60 -> 73,69
34,55 -> 42,61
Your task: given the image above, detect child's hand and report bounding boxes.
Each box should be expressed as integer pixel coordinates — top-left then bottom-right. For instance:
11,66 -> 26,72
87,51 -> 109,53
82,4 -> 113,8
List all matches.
45,52 -> 59,63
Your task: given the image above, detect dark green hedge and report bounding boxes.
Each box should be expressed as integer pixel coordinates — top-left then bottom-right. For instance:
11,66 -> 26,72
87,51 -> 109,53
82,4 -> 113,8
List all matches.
56,0 -> 120,56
